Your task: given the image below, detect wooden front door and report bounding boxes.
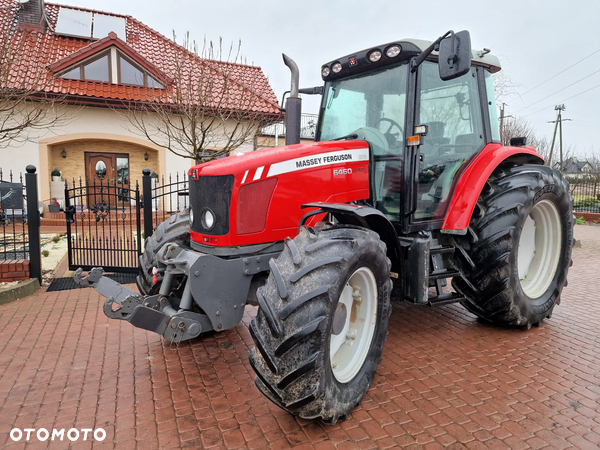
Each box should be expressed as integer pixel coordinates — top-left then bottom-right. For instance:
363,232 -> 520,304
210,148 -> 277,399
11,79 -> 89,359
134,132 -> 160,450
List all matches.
85,152 -> 130,208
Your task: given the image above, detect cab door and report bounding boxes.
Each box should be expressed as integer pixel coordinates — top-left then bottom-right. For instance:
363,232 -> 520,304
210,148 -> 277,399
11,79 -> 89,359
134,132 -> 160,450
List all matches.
407,62 -> 486,230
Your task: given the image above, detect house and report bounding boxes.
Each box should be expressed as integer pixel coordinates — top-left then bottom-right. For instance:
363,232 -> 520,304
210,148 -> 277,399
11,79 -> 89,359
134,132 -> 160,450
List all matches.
0,0 -> 280,208
256,113 -> 318,150
553,157 -> 594,178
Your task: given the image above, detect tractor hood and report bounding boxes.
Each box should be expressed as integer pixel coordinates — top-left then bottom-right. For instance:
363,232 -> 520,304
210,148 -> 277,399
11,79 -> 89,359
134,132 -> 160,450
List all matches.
187,140 -> 372,247
189,140 -> 370,178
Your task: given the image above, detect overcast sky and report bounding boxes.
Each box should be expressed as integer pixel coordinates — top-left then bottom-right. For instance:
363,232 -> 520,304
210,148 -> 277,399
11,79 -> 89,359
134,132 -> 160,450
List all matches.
61,0 -> 600,157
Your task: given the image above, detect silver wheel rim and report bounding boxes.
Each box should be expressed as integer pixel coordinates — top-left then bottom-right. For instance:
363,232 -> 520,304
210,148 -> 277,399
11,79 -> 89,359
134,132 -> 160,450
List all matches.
329,267 -> 378,383
517,200 -> 562,298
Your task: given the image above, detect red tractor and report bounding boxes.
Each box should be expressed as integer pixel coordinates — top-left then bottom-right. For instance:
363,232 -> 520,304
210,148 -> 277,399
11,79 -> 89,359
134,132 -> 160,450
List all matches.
77,31 -> 574,423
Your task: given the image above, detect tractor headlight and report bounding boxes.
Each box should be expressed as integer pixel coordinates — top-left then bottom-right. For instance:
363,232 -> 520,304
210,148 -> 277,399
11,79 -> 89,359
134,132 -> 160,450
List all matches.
385,45 -> 401,58
189,207 -> 194,226
369,50 -> 382,62
201,208 -> 215,231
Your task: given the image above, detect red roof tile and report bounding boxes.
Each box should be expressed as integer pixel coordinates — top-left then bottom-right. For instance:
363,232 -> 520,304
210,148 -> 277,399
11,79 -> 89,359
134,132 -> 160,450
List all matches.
0,1 -> 281,117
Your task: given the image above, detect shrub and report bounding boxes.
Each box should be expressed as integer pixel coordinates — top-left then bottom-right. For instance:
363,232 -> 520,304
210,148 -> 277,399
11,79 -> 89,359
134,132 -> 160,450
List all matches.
573,195 -> 599,207
52,235 -> 61,243
42,249 -> 49,257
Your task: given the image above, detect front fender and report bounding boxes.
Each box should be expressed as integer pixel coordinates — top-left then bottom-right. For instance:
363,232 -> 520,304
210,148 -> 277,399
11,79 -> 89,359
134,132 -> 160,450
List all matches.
441,143 -> 544,234
300,202 -> 402,273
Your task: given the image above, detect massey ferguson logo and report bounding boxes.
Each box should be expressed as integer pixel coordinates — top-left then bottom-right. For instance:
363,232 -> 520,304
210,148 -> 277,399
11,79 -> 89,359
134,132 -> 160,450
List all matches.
266,148 -> 369,178
295,153 -> 354,169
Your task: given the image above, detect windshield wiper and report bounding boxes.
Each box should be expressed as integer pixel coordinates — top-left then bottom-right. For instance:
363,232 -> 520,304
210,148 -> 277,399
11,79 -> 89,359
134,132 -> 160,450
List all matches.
333,133 -> 358,141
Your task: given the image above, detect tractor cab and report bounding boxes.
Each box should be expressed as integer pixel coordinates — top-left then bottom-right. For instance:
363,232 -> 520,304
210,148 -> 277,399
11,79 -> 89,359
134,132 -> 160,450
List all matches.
314,33 -> 501,233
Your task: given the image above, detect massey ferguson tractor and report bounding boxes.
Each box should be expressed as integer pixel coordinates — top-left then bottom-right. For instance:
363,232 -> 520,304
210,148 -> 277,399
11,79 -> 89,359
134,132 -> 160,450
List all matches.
76,30 -> 574,423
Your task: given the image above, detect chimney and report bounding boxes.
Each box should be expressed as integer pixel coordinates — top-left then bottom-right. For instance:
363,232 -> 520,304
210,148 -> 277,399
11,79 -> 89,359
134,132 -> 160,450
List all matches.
16,0 -> 46,31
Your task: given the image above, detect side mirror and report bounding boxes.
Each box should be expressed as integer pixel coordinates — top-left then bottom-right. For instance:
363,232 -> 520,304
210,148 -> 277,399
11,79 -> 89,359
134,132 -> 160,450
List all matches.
438,30 -> 471,81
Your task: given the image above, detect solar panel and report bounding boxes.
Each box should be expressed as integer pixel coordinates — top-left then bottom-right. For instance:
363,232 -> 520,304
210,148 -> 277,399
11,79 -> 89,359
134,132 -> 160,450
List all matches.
93,14 -> 126,41
55,8 -> 92,39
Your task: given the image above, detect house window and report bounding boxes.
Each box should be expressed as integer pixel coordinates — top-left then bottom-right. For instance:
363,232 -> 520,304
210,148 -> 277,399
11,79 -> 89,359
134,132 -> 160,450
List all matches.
95,160 -> 107,179
83,54 -> 110,82
119,56 -> 144,85
116,156 -> 129,185
60,52 -> 111,82
60,47 -> 163,87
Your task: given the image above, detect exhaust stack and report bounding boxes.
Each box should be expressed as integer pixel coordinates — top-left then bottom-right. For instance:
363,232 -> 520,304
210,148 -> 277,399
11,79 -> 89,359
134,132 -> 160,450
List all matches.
282,54 -> 302,146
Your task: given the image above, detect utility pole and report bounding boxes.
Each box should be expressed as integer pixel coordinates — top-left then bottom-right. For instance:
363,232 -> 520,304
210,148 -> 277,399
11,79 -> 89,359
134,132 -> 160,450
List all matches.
499,103 -> 513,145
547,104 -> 571,169
499,103 -> 505,144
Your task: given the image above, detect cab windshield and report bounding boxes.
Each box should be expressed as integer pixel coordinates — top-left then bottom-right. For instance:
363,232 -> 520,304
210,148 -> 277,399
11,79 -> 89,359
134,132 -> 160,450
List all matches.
318,62 -> 409,220
319,62 -> 408,151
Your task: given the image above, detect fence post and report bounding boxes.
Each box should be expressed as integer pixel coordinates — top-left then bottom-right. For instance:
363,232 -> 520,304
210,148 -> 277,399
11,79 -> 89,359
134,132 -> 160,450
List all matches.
142,168 -> 153,239
25,165 -> 42,284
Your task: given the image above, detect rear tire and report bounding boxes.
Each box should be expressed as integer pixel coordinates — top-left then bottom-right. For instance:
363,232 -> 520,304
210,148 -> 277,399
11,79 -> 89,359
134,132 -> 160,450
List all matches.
452,164 -> 574,328
249,224 -> 392,423
137,210 -> 190,295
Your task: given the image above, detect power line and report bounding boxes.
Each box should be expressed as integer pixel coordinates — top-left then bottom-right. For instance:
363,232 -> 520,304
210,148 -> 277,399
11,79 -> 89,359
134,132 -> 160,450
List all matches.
520,47 -> 600,96
516,67 -> 600,113
522,82 -> 600,118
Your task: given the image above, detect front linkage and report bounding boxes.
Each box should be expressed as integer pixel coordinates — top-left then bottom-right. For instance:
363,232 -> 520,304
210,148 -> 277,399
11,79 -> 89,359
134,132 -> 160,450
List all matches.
75,242 -> 279,342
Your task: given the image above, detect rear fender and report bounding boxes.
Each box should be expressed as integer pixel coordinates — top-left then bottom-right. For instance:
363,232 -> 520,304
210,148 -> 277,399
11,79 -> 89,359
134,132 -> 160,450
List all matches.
441,143 -> 544,234
300,202 -> 402,273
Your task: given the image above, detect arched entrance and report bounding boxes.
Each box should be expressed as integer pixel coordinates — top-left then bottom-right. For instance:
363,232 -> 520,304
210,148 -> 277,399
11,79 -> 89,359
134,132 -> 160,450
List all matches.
38,133 -> 165,205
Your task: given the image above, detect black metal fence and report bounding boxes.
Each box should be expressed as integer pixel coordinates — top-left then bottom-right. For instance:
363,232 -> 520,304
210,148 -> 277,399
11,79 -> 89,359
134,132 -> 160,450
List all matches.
63,169 -> 189,273
142,169 -> 189,239
0,166 -> 41,282
65,177 -> 142,273
566,175 -> 600,214
0,169 -> 29,261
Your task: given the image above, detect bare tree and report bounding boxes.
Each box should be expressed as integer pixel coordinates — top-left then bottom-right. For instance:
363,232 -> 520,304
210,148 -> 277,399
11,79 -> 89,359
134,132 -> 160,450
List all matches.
493,71 -> 520,103
124,33 -> 278,164
492,73 -> 557,163
0,6 -> 66,148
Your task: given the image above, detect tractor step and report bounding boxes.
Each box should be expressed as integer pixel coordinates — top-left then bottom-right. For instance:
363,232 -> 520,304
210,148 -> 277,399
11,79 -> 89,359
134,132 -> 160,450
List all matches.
427,291 -> 465,306
402,235 -> 464,305
429,269 -> 460,280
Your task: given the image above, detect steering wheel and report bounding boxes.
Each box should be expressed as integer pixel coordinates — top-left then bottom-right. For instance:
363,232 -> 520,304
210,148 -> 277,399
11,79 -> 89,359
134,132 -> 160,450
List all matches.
374,118 -> 404,148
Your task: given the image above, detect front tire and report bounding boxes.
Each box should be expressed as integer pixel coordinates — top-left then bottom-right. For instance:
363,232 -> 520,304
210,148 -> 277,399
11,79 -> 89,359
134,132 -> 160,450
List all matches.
452,164 -> 574,328
249,224 -> 392,423
137,210 -> 190,295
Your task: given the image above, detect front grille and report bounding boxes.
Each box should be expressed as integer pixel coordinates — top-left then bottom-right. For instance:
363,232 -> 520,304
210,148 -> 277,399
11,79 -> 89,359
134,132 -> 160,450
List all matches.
189,175 -> 234,236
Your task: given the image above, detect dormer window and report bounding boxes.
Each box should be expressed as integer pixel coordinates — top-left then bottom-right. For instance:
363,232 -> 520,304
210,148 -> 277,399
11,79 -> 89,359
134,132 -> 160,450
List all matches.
59,47 -> 163,88
118,55 -> 162,88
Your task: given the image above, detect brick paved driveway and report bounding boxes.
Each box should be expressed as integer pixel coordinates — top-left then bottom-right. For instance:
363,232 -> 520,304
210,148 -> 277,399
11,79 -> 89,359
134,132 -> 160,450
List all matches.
0,225 -> 599,449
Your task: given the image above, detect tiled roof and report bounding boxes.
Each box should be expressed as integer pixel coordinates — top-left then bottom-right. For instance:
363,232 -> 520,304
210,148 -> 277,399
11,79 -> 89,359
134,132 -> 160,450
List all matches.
0,1 -> 281,117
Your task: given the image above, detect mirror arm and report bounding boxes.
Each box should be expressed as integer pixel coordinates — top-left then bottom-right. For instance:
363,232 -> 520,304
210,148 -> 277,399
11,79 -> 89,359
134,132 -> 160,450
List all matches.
298,86 -> 324,95
410,30 -> 453,72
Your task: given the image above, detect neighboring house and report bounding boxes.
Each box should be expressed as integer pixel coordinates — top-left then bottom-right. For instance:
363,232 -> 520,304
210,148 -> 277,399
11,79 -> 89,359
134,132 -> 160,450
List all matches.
0,0 -> 280,207
554,157 -> 594,178
257,113 -> 318,149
